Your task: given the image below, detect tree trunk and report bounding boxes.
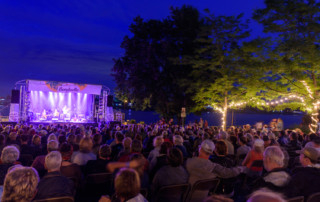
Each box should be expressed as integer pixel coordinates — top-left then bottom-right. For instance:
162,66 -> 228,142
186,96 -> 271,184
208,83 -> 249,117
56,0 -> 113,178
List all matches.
222,94 -> 228,131
310,103 -> 319,133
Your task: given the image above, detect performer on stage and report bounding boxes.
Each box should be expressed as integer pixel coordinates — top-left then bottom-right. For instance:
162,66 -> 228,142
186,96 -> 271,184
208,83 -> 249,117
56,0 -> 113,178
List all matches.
41,109 -> 47,120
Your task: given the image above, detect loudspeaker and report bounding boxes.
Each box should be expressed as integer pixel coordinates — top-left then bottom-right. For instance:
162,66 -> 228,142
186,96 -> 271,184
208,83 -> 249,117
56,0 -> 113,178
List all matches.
11,90 -> 20,103
107,95 -> 113,107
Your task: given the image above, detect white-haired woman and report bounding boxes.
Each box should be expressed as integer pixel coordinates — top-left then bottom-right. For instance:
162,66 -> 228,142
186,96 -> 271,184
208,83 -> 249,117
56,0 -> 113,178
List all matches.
0,146 -> 20,185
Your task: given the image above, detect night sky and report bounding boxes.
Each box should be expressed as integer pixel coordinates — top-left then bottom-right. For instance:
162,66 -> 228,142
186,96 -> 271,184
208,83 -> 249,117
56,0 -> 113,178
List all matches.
0,0 -> 265,97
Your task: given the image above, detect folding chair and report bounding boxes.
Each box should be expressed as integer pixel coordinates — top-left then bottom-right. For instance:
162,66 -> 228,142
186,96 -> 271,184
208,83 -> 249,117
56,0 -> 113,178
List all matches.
185,178 -> 220,202
33,196 -> 74,202
154,183 -> 190,202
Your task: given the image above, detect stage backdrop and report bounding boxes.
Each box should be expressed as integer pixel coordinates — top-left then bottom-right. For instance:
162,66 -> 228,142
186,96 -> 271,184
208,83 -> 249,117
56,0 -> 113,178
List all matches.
27,80 -> 102,95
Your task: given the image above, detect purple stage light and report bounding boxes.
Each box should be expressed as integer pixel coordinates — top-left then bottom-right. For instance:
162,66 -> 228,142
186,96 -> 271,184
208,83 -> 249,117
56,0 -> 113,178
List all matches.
29,90 -> 94,123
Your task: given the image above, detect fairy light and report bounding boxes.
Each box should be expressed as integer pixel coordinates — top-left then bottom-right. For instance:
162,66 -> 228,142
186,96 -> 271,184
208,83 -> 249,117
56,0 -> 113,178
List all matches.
301,80 -> 314,99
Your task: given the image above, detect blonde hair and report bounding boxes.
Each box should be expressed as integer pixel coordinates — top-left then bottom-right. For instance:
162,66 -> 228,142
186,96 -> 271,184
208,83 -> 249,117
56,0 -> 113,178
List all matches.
2,166 -> 39,202
79,137 -> 93,153
115,168 -> 140,201
153,136 -> 164,148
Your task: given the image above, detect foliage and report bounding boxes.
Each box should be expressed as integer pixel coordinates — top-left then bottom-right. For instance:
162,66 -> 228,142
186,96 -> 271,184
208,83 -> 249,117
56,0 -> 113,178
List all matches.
112,5 -> 203,119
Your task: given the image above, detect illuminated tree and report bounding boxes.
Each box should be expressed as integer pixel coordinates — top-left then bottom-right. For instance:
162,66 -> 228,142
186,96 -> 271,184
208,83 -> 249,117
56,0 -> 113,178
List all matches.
251,0 -> 320,133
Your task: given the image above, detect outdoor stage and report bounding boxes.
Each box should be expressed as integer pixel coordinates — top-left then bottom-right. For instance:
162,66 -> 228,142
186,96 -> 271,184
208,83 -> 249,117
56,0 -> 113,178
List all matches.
9,80 -> 114,124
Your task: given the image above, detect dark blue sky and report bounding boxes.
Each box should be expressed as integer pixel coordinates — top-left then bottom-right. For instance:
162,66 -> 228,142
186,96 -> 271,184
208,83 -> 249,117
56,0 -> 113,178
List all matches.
0,0 -> 265,96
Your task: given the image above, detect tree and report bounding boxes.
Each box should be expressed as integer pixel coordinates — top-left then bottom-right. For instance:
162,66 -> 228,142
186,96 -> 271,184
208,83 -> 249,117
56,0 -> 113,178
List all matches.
252,0 -> 320,133
183,10 -> 252,130
112,5 -> 204,119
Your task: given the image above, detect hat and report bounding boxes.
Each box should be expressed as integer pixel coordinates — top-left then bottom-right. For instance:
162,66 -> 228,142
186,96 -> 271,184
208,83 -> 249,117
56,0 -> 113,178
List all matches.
297,147 -> 320,162
200,140 -> 215,154
253,139 -> 264,147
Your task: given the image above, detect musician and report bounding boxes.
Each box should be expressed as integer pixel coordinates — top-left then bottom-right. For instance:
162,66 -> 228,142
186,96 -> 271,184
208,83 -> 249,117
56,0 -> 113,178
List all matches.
41,109 -> 47,120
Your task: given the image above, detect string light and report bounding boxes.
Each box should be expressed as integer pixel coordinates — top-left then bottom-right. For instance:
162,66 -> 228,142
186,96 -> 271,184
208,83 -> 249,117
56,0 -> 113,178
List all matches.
300,80 -> 314,99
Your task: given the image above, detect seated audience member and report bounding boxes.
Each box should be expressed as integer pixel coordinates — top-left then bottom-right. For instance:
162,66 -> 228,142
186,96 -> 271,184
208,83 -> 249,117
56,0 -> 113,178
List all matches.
285,132 -> 302,156
148,136 -> 164,164
85,144 -> 112,175
110,132 -> 124,161
20,134 -> 35,157
118,139 -> 144,162
237,136 -> 251,157
0,146 -> 20,185
6,132 -> 20,146
32,135 -> 44,157
67,134 -> 79,152
218,131 -> 234,155
149,142 -> 173,180
34,151 -> 74,200
210,140 -> 234,167
242,139 -> 264,172
1,165 -> 39,202
251,146 -> 290,193
71,137 -> 96,166
32,140 -> 59,178
152,148 -> 188,199
186,140 -> 244,201
130,153 -> 149,189
173,135 -> 188,158
285,147 -> 320,200
59,143 -> 81,183
92,134 -> 102,156
248,188 -> 286,202
117,137 -> 132,161
305,136 -> 320,152
100,168 -> 147,202
0,134 -> 6,155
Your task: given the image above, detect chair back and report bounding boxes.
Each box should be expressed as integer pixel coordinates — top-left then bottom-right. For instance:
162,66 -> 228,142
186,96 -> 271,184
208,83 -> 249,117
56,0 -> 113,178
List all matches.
287,196 -> 304,202
33,196 -> 74,202
84,172 -> 114,198
19,154 -> 34,166
155,183 -> 189,202
307,192 -> 320,202
186,178 -> 220,202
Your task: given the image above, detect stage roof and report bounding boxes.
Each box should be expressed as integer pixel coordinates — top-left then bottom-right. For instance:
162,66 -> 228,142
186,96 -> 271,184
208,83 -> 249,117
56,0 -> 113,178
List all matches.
26,79 -> 102,95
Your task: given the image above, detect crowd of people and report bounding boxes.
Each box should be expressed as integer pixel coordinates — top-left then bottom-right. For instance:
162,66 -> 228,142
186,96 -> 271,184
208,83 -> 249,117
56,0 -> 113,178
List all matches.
0,120 -> 319,202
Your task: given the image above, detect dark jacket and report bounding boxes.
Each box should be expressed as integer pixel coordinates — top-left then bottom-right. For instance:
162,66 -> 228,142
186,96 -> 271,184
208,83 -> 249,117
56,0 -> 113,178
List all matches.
251,168 -> 290,193
285,166 -> 320,200
35,171 -> 74,200
111,143 -> 123,161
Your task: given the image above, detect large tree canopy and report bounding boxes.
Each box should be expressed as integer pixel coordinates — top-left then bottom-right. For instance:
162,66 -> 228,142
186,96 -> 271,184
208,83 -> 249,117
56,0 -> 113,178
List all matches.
251,0 -> 320,132
112,5 -> 203,119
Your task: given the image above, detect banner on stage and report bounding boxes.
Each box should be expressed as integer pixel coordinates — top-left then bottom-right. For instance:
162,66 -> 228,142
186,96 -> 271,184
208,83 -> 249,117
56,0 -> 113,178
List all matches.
27,80 -> 102,95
